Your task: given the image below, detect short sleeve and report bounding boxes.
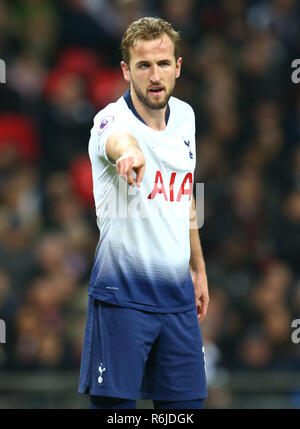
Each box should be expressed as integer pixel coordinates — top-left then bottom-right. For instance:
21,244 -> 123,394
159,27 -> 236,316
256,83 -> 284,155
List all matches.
91,109 -> 128,165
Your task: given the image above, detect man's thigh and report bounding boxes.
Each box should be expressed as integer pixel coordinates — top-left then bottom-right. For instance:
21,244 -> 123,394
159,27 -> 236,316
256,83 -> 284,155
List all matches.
141,309 -> 207,401
78,298 -> 162,399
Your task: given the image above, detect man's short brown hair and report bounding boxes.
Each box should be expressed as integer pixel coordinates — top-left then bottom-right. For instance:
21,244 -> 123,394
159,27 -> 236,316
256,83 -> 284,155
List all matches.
121,17 -> 181,65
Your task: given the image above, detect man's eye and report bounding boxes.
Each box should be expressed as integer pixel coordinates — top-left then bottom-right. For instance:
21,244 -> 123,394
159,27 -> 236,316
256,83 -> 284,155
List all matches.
139,64 -> 149,69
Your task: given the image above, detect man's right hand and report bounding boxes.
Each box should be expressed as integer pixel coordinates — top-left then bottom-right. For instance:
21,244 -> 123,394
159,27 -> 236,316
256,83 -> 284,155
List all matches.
106,133 -> 146,187
116,149 -> 146,187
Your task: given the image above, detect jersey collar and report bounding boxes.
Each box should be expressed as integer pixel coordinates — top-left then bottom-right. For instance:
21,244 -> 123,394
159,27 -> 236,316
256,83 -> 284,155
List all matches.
123,90 -> 170,127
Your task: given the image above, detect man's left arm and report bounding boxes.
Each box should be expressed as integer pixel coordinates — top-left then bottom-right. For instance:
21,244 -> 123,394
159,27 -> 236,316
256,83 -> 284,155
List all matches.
189,195 -> 209,322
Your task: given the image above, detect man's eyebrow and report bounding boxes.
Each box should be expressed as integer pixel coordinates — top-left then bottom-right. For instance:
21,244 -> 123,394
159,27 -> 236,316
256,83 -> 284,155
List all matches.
136,60 -> 150,65
135,58 -> 172,65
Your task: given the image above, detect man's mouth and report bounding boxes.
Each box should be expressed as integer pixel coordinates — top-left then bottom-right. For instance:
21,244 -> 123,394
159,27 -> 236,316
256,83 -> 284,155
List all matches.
148,87 -> 164,96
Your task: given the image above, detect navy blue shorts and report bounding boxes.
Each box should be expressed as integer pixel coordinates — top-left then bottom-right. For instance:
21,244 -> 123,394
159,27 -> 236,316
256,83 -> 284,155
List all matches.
78,297 -> 207,401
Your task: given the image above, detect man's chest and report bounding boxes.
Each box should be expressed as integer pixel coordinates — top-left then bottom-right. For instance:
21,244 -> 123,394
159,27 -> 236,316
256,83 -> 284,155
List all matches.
137,133 -> 195,204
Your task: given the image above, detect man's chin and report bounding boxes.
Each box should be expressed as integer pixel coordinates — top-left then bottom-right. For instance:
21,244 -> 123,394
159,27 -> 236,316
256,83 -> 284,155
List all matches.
131,80 -> 174,111
144,95 -> 169,110
148,101 -> 168,110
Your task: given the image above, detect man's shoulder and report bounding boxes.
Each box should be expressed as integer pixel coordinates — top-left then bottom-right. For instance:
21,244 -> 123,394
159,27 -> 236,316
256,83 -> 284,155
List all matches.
169,96 -> 195,118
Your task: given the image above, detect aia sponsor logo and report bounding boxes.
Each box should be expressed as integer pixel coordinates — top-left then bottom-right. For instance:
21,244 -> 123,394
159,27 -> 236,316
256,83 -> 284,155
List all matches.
148,171 -> 193,202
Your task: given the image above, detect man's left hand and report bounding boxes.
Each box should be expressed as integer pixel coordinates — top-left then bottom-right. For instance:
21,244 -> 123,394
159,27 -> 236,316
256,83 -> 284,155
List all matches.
191,270 -> 209,323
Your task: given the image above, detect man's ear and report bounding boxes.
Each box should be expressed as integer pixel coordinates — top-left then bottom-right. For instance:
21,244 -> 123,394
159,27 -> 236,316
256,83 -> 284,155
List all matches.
121,61 -> 131,82
175,57 -> 182,79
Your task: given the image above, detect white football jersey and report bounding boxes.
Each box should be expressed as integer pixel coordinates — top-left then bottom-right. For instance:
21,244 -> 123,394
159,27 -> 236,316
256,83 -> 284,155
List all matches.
88,91 -> 196,312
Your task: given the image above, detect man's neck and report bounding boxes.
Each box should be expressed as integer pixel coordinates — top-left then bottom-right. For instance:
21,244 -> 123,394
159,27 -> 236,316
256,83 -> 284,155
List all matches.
131,90 -> 168,131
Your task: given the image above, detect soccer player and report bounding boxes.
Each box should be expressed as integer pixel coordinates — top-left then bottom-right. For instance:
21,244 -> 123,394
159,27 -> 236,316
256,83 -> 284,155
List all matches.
78,17 -> 209,410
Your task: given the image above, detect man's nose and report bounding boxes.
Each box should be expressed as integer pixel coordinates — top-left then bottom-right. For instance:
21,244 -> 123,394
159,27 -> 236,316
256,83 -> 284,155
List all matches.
150,65 -> 161,82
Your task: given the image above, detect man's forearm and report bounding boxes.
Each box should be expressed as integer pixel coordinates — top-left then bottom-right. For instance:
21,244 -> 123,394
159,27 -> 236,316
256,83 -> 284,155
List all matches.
190,228 -> 206,273
189,196 -> 206,274
105,132 -> 146,186
189,196 -> 209,321
105,132 -> 141,163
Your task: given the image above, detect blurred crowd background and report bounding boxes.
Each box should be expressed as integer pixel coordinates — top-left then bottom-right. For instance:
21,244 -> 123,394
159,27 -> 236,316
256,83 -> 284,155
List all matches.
1,0 -> 300,408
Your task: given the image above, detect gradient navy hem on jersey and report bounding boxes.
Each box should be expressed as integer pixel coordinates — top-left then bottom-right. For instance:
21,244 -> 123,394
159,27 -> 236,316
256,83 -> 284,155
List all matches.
78,297 -> 207,401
